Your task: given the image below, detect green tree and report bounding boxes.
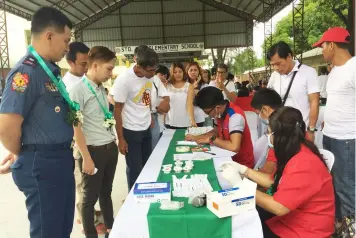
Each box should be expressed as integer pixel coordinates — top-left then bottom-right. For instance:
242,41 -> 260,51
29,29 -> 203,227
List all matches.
231,49 -> 264,75
261,0 -> 348,58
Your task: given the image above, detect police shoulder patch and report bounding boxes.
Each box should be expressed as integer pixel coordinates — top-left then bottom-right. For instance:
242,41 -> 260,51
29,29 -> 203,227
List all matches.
22,56 -> 37,68
12,72 -> 29,93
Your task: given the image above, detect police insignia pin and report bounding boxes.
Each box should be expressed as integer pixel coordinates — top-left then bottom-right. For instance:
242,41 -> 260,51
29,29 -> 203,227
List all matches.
45,82 -> 58,92
55,106 -> 61,113
12,72 -> 29,92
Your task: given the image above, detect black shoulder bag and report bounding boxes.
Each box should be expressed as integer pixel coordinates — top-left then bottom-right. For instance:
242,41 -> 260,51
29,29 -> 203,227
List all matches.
282,63 -> 302,106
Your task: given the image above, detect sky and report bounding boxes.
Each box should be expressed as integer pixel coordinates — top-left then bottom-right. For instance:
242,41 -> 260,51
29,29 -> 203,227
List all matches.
253,3 -> 293,58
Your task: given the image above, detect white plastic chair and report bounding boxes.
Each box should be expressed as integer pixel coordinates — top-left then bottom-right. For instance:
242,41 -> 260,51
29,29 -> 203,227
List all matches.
319,149 -> 335,172
253,135 -> 269,169
244,111 -> 258,146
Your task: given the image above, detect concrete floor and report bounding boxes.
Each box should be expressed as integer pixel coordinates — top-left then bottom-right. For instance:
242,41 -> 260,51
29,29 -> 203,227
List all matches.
0,143 -> 128,238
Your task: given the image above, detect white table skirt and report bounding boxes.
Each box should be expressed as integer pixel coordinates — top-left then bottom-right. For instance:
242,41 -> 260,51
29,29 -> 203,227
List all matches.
109,129 -> 263,238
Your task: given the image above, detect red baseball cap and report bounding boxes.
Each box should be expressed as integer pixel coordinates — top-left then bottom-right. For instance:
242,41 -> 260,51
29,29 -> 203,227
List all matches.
313,27 -> 350,47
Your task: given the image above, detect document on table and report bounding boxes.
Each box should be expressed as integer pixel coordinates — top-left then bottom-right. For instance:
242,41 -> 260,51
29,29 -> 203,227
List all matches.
173,147 -> 236,161
209,146 -> 236,158
176,141 -> 198,146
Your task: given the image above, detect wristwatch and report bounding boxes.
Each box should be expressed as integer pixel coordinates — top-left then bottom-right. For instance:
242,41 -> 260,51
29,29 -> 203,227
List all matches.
209,135 -> 217,145
307,126 -> 318,132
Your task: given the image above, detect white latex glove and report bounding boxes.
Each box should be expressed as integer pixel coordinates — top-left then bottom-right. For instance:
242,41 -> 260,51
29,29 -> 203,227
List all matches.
220,162 -> 248,187
220,166 -> 242,188
220,161 -> 248,175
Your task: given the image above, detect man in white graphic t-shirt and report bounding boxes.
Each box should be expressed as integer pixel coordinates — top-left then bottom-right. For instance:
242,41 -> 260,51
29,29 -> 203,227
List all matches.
112,45 -> 159,189
313,27 -> 355,234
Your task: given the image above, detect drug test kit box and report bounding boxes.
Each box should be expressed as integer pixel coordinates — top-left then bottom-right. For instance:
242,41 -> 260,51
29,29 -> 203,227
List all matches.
207,178 -> 257,218
133,182 -> 171,203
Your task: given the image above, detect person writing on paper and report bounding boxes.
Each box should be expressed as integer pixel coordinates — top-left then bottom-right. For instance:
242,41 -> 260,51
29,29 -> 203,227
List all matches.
221,107 -> 334,238
187,86 -> 254,168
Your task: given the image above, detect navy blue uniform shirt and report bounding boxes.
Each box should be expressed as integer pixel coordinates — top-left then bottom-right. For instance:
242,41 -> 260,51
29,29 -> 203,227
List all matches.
0,51 -> 74,144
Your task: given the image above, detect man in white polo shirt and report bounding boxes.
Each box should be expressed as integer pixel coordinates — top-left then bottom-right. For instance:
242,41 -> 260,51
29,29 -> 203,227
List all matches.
267,41 -> 320,141
63,42 -> 90,90
113,45 -> 159,189
313,27 -> 355,234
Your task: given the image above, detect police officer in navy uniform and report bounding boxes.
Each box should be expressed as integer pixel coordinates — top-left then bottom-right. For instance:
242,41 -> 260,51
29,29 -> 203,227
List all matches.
0,7 -> 75,238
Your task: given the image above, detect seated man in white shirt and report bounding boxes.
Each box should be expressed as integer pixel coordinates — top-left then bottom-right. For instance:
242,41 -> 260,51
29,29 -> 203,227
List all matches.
62,42 -> 90,91
267,41 -> 320,141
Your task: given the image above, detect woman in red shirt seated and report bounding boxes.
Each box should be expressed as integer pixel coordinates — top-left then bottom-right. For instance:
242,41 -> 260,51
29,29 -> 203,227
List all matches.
222,106 -> 335,238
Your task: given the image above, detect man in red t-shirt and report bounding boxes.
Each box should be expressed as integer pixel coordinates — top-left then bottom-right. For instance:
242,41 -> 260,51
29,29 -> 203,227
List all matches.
186,86 -> 254,168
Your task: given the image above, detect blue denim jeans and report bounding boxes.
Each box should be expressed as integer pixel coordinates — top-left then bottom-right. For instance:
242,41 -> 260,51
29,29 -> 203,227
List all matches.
323,135 -> 355,219
10,143 -> 75,238
123,127 -> 152,190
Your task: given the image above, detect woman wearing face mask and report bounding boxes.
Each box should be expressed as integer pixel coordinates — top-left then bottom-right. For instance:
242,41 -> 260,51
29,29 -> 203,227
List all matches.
186,62 -> 206,127
221,107 -> 335,238
187,86 -> 254,168
165,62 -> 197,129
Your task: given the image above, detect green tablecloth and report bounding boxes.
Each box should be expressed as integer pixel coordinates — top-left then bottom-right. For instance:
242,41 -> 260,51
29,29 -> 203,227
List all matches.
147,130 -> 231,238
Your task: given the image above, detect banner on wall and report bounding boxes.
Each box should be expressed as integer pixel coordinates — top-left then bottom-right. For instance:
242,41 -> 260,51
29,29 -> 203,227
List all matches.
115,42 -> 204,55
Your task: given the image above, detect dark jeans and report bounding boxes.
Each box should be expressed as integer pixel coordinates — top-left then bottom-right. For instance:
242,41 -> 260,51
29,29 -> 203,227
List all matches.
123,127 -> 152,189
78,142 -> 118,238
323,135 -> 355,219
257,206 -> 280,238
11,143 -> 75,238
151,113 -> 161,151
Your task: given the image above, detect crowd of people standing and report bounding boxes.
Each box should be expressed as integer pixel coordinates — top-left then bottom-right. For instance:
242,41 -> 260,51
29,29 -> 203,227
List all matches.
0,5 -> 354,238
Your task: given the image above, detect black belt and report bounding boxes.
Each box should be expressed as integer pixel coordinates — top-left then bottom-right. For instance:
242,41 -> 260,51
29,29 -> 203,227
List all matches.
22,141 -> 72,152
87,141 -> 116,150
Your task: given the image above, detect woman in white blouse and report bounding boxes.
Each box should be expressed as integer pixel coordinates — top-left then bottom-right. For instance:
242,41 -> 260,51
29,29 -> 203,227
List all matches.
186,62 -> 206,127
165,62 -> 197,129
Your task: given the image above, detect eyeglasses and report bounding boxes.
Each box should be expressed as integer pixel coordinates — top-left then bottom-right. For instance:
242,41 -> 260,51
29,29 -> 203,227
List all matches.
141,66 -> 159,73
205,105 -> 217,116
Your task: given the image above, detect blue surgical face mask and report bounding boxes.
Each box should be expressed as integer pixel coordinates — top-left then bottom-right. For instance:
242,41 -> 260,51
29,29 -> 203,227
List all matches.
267,133 -> 274,148
259,112 -> 269,125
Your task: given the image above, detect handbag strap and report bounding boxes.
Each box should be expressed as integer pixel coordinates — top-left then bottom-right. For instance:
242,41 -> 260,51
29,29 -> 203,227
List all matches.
282,63 -> 302,106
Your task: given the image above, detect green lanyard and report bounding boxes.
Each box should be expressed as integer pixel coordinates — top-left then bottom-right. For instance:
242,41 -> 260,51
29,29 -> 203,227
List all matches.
28,45 -> 80,112
82,76 -> 113,120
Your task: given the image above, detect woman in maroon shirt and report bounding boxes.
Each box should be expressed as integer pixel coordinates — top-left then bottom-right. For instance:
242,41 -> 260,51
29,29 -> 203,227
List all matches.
222,107 -> 335,238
